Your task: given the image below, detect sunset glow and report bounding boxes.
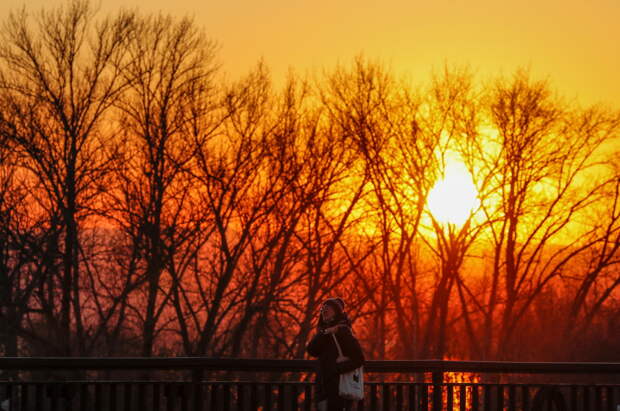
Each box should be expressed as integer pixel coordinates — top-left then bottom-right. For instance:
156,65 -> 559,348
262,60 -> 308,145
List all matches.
427,161 -> 479,226
1,0 -> 619,378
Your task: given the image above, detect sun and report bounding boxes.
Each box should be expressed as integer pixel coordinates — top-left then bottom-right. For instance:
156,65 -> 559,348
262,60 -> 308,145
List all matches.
427,161 -> 479,226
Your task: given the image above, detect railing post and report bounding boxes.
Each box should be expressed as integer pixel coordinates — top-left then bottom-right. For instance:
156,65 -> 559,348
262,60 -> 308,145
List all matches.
192,368 -> 203,411
432,370 -> 443,411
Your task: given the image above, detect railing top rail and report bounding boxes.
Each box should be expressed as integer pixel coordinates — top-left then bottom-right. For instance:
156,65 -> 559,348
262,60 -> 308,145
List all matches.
1,358 -> 619,374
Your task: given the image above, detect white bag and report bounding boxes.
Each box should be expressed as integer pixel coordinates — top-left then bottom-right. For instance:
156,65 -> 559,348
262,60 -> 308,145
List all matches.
331,333 -> 364,401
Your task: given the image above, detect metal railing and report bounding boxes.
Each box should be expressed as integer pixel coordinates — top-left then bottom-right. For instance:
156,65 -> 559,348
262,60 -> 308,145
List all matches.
0,357 -> 619,410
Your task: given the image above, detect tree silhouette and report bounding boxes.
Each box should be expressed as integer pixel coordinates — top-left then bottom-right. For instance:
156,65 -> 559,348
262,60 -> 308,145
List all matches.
105,13 -> 218,357
0,1 -> 618,362
0,0 -> 134,355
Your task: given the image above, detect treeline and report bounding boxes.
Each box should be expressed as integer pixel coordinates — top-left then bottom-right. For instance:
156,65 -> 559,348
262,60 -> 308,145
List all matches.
0,1 -> 618,361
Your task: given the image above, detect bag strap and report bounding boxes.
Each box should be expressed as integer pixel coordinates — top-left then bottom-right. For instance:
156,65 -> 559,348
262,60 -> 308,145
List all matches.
331,333 -> 344,358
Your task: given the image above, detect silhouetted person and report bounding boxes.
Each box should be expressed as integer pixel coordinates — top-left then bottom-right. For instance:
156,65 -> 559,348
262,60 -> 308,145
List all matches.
306,298 -> 365,411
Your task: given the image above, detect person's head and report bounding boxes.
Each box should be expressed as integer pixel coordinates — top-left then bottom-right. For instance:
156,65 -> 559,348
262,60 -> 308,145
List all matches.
320,298 -> 345,323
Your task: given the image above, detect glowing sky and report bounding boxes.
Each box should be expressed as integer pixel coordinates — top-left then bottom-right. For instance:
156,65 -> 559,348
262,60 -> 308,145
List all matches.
2,0 -> 618,106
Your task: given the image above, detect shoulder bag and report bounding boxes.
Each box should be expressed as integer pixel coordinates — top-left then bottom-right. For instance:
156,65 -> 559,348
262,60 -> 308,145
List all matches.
331,333 -> 364,401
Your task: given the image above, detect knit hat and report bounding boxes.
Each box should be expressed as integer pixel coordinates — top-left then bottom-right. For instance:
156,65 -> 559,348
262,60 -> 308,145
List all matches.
322,297 -> 345,314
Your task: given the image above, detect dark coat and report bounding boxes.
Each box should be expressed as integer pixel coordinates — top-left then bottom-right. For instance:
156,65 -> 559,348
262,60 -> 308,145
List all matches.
306,325 -> 365,402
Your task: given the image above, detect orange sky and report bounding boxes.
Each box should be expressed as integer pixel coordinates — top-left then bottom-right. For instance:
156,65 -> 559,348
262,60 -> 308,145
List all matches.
2,0 -> 619,107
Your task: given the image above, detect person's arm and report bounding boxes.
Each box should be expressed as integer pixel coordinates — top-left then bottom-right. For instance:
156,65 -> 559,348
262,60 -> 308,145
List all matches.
306,329 -> 328,357
334,327 -> 365,374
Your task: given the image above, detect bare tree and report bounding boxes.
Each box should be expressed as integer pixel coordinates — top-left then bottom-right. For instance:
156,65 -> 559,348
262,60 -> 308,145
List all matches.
180,63 -> 282,356
0,115 -> 40,357
265,74 -> 371,359
104,13 -> 218,357
0,0 -> 134,355
560,154 -> 620,356
461,70 -> 620,359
